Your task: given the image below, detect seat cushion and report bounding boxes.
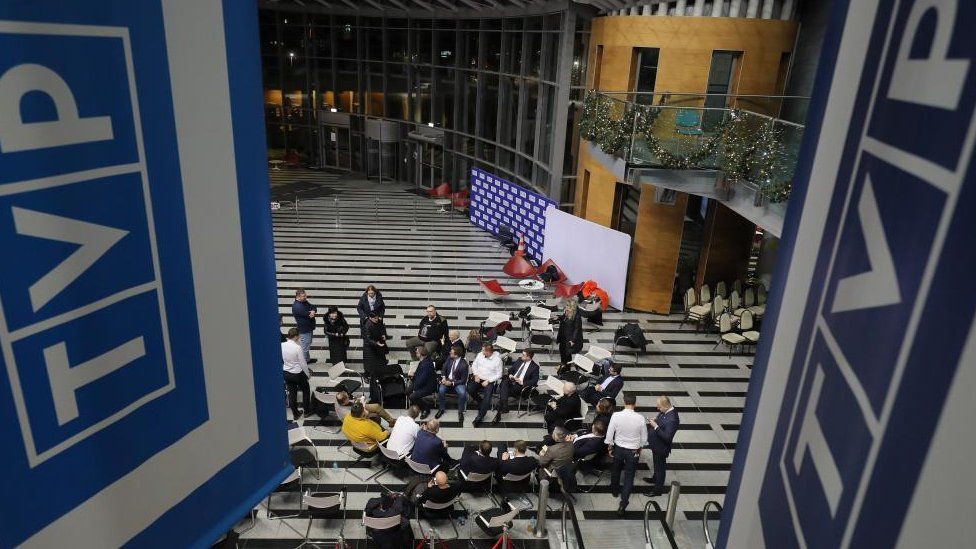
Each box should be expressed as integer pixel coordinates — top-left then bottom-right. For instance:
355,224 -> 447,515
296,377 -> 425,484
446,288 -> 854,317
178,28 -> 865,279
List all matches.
722,333 -> 746,344
748,306 -> 766,316
689,305 -> 710,315
742,331 -> 760,342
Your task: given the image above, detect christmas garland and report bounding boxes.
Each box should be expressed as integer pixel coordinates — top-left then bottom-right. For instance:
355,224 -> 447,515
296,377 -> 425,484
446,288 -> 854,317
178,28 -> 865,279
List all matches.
579,91 -> 793,200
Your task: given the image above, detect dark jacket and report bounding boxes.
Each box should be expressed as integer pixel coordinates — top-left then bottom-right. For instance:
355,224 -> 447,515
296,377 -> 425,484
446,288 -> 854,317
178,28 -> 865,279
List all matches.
363,320 -> 389,371
549,393 -> 582,426
557,312 -> 583,352
323,309 -> 349,340
417,315 -> 450,345
364,493 -> 411,528
508,359 -> 540,388
419,482 -> 462,506
441,357 -> 469,385
572,433 -> 606,460
593,374 -> 624,401
292,299 -> 317,333
411,357 -> 437,395
460,446 -> 498,475
647,408 -> 680,457
592,412 -> 613,430
615,322 -> 648,350
357,291 -> 386,322
411,429 -> 451,469
497,455 -> 539,478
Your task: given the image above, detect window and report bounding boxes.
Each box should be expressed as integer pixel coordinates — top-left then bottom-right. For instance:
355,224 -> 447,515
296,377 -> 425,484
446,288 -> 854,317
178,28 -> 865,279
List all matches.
629,47 -> 659,105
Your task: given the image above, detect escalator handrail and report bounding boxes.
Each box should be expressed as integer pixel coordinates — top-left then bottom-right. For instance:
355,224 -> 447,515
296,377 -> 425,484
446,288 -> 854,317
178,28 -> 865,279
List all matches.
643,500 -> 679,549
558,486 -> 586,549
702,500 -> 723,547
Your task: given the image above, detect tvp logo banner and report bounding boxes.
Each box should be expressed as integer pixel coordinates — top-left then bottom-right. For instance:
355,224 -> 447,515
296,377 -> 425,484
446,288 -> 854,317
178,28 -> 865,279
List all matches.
0,2 -> 290,547
469,168 -> 557,261
721,1 -> 976,547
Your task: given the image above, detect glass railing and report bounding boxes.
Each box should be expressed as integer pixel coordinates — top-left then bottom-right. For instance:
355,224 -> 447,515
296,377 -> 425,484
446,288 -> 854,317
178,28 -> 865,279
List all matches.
579,91 -> 807,204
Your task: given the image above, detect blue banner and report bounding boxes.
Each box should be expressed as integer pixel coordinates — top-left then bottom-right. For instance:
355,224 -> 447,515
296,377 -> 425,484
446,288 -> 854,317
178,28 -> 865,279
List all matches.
0,1 -> 289,547
722,1 -> 976,547
468,168 -> 557,261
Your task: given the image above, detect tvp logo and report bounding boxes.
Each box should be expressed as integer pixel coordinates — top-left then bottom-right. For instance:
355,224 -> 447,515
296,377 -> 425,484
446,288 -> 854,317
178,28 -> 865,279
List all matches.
754,1 -> 976,547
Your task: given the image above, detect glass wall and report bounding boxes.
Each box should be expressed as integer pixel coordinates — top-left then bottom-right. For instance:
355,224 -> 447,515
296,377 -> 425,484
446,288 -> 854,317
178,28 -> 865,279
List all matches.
259,8 -> 588,197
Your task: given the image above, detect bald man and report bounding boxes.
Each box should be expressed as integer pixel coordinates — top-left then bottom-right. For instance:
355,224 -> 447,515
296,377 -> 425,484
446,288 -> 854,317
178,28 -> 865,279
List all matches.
418,471 -> 462,506
643,395 -> 680,497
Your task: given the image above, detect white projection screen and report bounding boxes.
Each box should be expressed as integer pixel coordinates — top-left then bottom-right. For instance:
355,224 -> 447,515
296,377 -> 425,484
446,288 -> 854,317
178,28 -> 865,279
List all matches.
542,208 -> 632,310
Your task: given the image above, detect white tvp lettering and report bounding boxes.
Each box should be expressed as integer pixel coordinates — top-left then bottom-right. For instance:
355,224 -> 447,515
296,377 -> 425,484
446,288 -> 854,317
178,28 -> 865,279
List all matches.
0,62 -> 113,153
793,365 -> 844,517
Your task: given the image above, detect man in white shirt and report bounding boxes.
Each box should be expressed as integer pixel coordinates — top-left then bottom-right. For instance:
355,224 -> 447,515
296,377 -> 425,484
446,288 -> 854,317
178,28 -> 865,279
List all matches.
468,343 -> 503,426
605,393 -> 647,515
386,405 -> 422,455
282,328 -> 312,419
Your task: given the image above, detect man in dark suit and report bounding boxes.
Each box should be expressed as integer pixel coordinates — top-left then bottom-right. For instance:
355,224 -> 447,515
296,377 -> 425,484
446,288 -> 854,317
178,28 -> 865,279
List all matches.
580,363 -> 624,405
643,395 -> 680,497
460,440 -> 499,475
410,420 -> 455,470
409,346 -> 438,419
436,346 -> 469,422
492,349 -> 540,423
418,471 -> 462,506
496,440 -> 539,479
544,381 -> 582,432
364,491 -> 413,548
572,420 -> 607,460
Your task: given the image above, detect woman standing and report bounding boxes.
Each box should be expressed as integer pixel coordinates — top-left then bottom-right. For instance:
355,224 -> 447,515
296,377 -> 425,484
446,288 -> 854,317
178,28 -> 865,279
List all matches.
362,311 -> 389,377
556,298 -> 584,364
356,285 -> 386,335
323,306 -> 350,365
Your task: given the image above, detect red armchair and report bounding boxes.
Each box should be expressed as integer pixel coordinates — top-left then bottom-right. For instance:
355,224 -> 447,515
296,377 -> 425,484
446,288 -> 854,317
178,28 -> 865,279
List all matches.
426,183 -> 451,198
478,277 -> 509,301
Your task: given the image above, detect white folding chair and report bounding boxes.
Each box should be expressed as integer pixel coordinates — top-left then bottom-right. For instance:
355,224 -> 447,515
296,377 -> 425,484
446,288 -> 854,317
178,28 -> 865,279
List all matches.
684,287 -> 709,331
528,306 -> 551,320
298,490 -> 346,548
493,335 -> 517,353
485,311 -> 511,326
715,281 -> 728,300
544,376 -> 565,396
459,469 -> 495,499
569,353 -> 594,374
587,345 -> 612,362
405,455 -> 439,478
318,361 -> 364,395
266,467 -> 303,519
419,495 -> 465,539
718,313 -> 746,357
288,426 -> 321,480
749,285 -> 767,318
739,310 -> 760,348
362,513 -> 403,545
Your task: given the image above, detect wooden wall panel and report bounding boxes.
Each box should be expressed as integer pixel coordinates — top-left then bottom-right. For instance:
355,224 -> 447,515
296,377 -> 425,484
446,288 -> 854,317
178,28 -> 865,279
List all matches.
625,184 -> 687,313
576,144 -> 617,227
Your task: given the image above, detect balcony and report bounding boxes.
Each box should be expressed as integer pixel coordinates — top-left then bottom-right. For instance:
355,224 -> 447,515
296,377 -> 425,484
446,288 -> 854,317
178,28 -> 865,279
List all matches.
579,91 -> 807,237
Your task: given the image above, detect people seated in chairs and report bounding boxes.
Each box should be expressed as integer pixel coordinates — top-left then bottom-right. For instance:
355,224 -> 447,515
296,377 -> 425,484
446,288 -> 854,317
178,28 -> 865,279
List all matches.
387,405 -> 422,455
436,346 -> 469,422
497,439 -> 539,479
556,298 -> 584,364
409,346 -> 438,420
411,419 -> 456,469
544,382 -> 582,432
460,440 -> 499,476
592,398 -> 615,429
538,426 -> 575,472
580,363 -> 624,406
404,305 -> 450,360
362,312 -> 389,378
418,471 -> 462,506
364,491 -> 414,549
492,349 -> 541,424
335,391 -> 394,427
446,329 -> 465,357
572,420 -> 607,460
468,343 -> 504,426
466,328 -> 483,354
282,327 -> 313,419
341,401 -> 389,453
322,306 -> 350,365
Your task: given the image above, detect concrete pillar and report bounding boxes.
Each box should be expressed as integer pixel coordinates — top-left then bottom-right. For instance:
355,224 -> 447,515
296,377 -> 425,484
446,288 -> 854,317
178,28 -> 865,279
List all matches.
641,4 -> 653,16
676,0 -> 687,16
656,1 -> 668,15
729,0 -> 742,17
693,0 -> 706,16
630,6 -> 639,15
761,0 -> 775,19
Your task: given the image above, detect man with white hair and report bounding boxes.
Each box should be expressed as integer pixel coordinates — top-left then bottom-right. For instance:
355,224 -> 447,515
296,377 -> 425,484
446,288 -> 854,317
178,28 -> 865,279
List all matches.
544,381 -> 581,432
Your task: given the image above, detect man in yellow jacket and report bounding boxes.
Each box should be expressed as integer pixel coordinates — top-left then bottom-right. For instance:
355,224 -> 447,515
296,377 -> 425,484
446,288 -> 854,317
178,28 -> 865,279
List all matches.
341,401 -> 389,453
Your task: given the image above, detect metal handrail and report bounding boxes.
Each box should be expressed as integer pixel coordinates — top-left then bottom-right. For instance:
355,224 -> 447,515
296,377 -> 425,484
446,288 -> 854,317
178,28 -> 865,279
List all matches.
558,486 -> 586,549
643,500 -> 679,549
592,92 -> 806,129
595,90 -> 812,100
702,500 -> 724,548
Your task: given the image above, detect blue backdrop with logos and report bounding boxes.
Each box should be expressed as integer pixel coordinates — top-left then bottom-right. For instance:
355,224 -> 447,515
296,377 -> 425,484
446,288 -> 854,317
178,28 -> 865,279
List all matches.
468,168 -> 557,261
